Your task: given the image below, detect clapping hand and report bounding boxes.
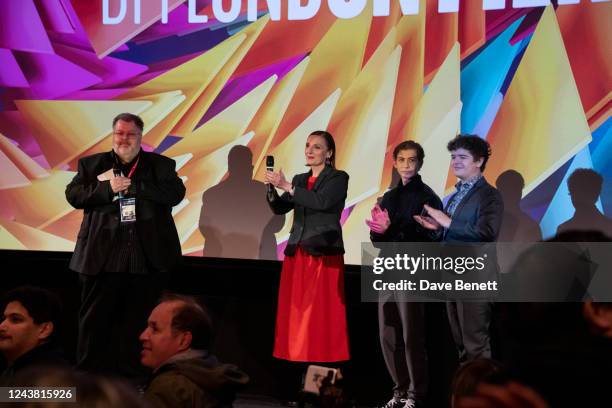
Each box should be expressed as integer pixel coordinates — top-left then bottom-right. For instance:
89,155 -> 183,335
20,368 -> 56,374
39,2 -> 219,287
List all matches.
265,169 -> 292,192
366,204 -> 391,234
414,204 -> 450,230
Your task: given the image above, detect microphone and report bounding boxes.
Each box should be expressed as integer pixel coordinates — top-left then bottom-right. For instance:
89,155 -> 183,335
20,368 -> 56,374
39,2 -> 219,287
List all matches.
266,155 -> 274,198
113,167 -> 123,199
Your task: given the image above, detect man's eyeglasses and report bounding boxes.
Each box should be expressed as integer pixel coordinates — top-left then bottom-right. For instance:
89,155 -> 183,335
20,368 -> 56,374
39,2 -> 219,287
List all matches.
113,131 -> 140,138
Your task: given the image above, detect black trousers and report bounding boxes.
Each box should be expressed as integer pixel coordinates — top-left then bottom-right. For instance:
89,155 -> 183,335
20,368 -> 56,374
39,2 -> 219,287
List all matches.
378,298 -> 427,400
446,301 -> 492,362
76,272 -> 166,380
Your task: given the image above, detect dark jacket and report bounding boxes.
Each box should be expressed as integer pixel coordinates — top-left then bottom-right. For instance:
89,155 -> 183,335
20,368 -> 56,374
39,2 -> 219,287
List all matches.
145,352 -> 249,408
439,178 -> 503,299
444,177 -> 504,243
267,166 -> 348,256
371,174 -> 443,244
66,150 -> 185,275
0,342 -> 68,386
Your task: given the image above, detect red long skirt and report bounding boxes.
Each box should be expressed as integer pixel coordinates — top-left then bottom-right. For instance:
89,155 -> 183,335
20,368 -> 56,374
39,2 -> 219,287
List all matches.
273,246 -> 350,362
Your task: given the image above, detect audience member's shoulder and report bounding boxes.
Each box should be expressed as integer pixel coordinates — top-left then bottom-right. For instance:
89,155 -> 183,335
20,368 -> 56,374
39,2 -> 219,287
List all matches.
16,342 -> 68,370
149,356 -> 249,398
145,362 -> 206,405
148,363 -> 189,387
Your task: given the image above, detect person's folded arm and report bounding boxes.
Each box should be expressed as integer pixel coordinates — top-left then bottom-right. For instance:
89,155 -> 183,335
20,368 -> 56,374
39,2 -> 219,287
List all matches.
65,159 -> 114,209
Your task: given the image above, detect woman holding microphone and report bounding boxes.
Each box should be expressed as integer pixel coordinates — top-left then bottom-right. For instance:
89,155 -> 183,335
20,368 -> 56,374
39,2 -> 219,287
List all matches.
265,130 -> 350,369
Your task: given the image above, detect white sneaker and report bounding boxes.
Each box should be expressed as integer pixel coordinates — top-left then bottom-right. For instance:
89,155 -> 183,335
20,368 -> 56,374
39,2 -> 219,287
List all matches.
402,398 -> 416,408
379,397 -> 405,408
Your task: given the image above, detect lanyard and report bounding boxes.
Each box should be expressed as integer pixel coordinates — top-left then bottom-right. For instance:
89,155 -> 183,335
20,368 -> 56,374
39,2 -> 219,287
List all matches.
126,157 -> 140,178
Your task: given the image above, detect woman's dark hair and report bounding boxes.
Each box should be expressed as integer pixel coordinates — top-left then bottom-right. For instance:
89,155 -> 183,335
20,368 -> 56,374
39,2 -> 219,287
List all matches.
309,130 -> 336,168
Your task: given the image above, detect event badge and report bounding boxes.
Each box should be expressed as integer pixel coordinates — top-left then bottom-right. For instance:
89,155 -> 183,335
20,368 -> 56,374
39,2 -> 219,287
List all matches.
120,198 -> 137,223
115,156 -> 140,223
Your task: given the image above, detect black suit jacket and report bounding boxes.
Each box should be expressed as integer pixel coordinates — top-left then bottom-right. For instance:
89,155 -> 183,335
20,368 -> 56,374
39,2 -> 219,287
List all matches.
444,177 -> 504,243
442,178 -> 504,299
267,166 -> 348,256
66,150 -> 186,275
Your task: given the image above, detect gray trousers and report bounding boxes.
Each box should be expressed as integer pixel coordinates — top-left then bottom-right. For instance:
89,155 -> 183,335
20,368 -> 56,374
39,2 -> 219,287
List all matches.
446,301 -> 492,362
378,298 -> 427,400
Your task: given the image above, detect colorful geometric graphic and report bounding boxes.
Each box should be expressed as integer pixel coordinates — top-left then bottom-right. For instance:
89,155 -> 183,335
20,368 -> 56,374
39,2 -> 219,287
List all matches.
1,0 -> 610,265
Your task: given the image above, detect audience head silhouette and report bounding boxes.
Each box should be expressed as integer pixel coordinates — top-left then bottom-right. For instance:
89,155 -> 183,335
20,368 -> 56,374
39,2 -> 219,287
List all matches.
496,170 -> 524,205
568,168 -> 603,209
228,145 -> 254,178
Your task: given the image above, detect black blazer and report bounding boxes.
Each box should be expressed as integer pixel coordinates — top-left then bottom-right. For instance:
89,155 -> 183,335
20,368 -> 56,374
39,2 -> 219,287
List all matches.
66,150 -> 186,275
444,177 -> 504,243
267,166 -> 348,256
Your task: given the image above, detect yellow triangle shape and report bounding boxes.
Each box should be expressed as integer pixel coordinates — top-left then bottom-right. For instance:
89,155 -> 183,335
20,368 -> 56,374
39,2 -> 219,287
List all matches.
389,3 -> 426,142
273,9 -> 373,145
172,15 -> 271,137
41,208 -> 83,242
119,36 -> 246,99
255,89 -> 342,182
249,57 -> 311,173
182,226 -> 205,255
0,133 -> 49,179
0,224 -> 26,250
400,43 -> 460,195
408,42 -> 460,142
164,76 -> 277,158
131,90 -> 187,136
0,149 -> 31,189
422,101 -> 462,197
0,219 -> 74,251
330,46 -> 403,207
486,5 -> 592,195
118,34 -> 248,146
15,100 -> 151,168
0,170 -> 76,229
